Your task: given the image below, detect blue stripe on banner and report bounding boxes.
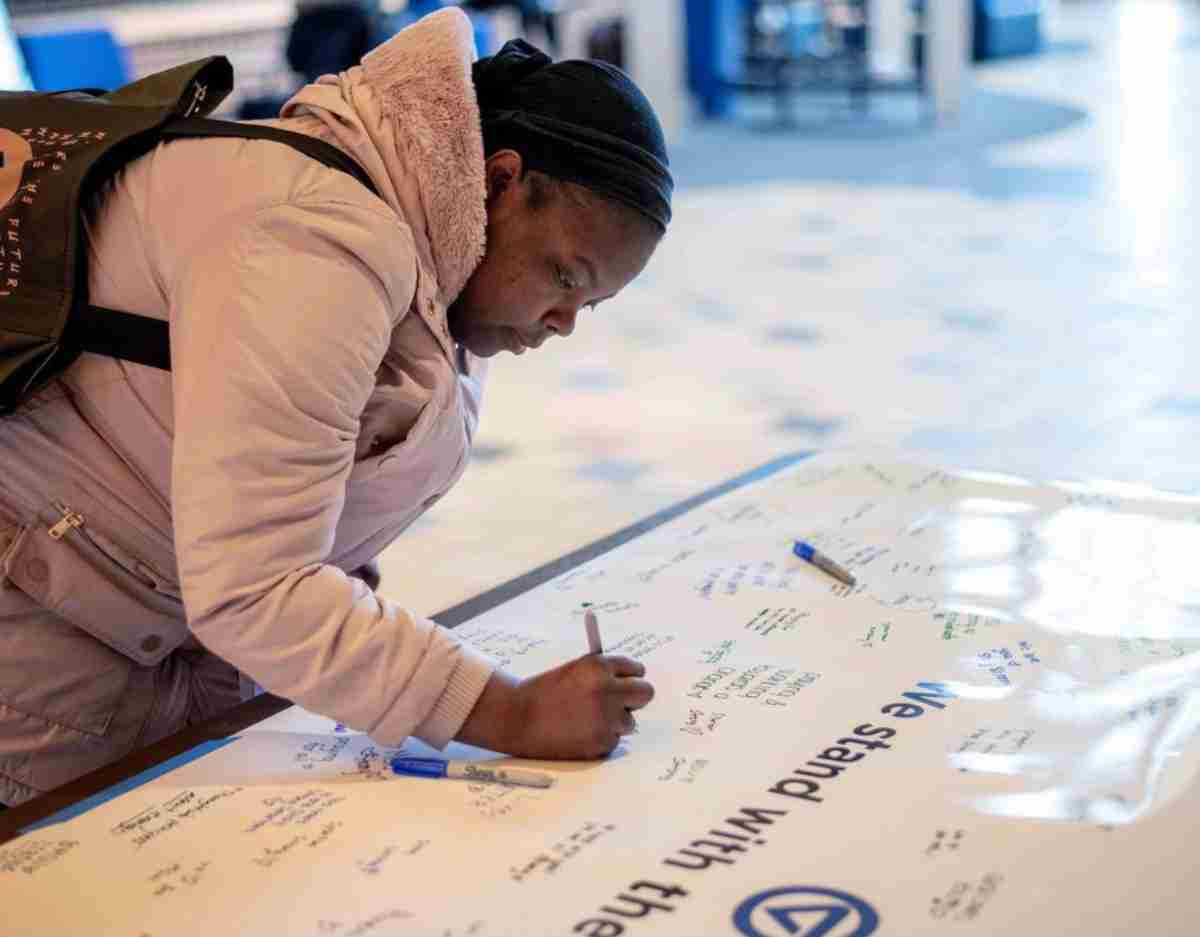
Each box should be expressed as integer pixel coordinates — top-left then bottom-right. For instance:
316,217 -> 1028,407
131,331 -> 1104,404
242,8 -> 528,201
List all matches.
20,736 -> 241,834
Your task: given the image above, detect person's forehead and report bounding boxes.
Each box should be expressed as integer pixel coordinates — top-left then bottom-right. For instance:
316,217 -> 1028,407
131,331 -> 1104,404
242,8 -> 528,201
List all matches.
554,192 -> 645,252
522,185 -> 657,280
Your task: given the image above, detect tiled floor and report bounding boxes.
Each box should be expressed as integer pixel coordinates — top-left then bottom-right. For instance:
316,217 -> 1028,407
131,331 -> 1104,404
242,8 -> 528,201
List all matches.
380,0 -> 1200,616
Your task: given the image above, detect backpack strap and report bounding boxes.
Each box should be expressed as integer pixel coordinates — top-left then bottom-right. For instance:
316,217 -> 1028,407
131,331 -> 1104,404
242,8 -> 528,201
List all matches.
160,116 -> 378,196
79,117 -> 380,371
75,305 -> 172,371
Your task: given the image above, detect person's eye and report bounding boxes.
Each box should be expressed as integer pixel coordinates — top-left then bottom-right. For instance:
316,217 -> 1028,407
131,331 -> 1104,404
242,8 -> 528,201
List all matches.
555,265 -> 577,291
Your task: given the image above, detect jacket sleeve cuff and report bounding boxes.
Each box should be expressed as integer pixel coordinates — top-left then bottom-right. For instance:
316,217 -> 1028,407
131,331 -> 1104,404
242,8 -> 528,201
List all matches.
410,643 -> 496,750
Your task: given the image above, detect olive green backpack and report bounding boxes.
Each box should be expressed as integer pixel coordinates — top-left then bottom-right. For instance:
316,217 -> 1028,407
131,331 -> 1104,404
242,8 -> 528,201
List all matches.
0,56 -> 375,414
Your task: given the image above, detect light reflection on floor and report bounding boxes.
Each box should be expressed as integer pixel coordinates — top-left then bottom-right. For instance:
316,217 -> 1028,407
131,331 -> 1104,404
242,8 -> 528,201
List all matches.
381,1 -> 1200,616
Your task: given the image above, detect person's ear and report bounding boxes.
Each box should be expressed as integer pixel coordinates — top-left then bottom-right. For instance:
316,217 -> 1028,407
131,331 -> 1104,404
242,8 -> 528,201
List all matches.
485,149 -> 525,205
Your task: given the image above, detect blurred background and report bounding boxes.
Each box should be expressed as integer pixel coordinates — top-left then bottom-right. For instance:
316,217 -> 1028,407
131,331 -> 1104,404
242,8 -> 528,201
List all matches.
5,0 -> 1197,615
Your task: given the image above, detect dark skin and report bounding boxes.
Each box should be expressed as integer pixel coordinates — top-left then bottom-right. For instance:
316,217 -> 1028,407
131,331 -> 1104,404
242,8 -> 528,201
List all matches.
449,149 -> 661,359
451,150 -> 662,760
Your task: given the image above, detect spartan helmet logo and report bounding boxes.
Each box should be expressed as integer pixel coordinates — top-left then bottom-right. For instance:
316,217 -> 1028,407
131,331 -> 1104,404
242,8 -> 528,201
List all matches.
0,128 -> 32,208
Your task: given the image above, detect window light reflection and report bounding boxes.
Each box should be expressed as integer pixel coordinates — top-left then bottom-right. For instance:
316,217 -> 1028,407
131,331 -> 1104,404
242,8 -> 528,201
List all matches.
1023,508 -> 1200,637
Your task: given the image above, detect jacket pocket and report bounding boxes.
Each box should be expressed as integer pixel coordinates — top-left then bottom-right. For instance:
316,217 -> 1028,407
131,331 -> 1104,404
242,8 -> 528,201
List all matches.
361,394 -> 441,478
75,519 -> 182,601
331,396 -> 457,572
2,514 -> 189,667
0,534 -> 134,738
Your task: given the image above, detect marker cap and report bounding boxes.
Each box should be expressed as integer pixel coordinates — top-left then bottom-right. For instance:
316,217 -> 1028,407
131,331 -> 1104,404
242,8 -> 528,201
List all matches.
390,757 -> 448,779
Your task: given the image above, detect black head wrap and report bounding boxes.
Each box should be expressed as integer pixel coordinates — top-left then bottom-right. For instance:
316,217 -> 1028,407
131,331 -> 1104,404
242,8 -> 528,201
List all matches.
472,39 -> 673,233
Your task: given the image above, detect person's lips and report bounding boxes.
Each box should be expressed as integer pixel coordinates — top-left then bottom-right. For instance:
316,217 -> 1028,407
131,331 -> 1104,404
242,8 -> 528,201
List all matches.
506,330 -> 527,355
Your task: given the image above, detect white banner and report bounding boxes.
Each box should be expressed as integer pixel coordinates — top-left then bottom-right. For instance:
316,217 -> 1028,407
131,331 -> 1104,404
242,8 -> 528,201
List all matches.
6,453 -> 1200,936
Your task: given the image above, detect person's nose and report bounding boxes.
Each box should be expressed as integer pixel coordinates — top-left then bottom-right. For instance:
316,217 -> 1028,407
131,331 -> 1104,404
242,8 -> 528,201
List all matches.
544,304 -> 579,339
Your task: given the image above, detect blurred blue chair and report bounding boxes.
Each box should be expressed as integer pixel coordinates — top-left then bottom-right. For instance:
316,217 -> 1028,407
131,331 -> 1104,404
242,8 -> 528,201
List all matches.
973,0 -> 1042,61
17,28 -> 129,92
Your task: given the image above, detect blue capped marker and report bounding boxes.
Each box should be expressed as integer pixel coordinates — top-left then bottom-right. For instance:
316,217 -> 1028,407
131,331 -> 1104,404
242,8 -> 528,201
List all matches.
793,540 -> 857,587
390,756 -> 554,789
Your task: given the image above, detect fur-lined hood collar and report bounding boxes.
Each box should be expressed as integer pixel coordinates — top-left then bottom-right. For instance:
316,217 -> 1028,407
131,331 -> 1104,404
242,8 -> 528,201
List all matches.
282,9 -> 487,306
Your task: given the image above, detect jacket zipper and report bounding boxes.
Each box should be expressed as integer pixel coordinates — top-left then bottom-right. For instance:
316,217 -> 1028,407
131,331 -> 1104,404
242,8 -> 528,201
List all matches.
48,502 -> 85,540
47,501 -> 177,595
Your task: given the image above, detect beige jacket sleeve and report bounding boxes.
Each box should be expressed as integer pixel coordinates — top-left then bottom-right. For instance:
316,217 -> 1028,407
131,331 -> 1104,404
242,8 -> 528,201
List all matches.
168,194 -> 494,748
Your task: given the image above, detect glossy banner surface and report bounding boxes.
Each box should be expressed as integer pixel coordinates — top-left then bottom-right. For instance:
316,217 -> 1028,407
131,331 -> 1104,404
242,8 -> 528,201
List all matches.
5,453 -> 1199,936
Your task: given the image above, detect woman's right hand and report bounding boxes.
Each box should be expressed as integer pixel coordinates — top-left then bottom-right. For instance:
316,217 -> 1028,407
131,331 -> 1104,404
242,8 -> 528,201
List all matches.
456,654 -> 654,759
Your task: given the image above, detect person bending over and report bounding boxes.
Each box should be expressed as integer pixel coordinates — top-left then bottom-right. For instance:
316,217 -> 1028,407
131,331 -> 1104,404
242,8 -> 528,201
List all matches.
0,9 -> 670,806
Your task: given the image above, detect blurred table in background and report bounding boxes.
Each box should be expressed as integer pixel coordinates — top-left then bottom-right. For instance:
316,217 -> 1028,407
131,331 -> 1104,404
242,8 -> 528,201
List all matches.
688,0 -> 972,127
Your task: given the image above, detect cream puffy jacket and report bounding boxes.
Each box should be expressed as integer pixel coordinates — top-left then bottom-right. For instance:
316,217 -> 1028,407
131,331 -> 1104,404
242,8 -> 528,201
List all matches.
0,9 -> 497,749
